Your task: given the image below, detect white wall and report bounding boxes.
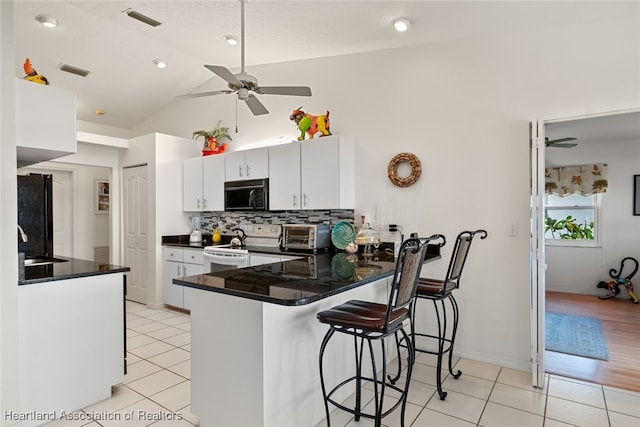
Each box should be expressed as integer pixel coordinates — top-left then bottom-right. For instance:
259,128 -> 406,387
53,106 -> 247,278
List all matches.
546,138 -> 640,295
132,19 -> 640,370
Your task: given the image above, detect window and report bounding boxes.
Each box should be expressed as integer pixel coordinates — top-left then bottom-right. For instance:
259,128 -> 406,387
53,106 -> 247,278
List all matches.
544,193 -> 600,246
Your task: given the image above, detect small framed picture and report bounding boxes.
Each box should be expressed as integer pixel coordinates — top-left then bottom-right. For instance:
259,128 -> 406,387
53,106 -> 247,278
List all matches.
95,180 -> 110,214
634,175 -> 640,216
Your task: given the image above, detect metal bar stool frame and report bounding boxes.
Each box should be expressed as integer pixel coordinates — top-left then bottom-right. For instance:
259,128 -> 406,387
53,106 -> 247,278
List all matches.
317,237 -> 434,427
412,229 -> 487,400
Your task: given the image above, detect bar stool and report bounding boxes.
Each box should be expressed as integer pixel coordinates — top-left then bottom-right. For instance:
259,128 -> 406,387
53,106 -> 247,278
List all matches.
317,237 -> 432,427
412,229 -> 487,400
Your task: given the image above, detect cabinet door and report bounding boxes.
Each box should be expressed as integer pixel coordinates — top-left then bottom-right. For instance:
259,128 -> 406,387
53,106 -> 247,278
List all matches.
202,154 -> 225,211
163,259 -> 184,308
245,147 -> 269,179
182,262 -> 204,310
225,151 -> 246,181
183,157 -> 203,211
269,143 -> 301,210
301,138 -> 339,209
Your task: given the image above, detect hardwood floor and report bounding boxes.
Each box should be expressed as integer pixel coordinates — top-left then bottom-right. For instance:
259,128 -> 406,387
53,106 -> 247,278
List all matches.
545,291 -> 640,392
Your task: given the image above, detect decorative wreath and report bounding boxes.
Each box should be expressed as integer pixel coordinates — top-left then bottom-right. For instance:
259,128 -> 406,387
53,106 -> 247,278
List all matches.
387,152 -> 422,187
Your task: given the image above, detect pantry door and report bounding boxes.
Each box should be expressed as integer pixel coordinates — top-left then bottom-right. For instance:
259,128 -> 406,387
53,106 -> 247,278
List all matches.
123,165 -> 148,304
530,120 -> 546,388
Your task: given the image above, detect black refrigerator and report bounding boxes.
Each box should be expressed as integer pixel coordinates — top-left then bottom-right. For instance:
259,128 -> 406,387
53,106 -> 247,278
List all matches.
17,174 -> 54,259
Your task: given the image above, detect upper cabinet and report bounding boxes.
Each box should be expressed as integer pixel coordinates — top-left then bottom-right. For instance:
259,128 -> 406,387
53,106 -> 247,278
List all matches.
225,148 -> 269,181
15,79 -> 77,167
183,154 -> 225,212
269,135 -> 354,210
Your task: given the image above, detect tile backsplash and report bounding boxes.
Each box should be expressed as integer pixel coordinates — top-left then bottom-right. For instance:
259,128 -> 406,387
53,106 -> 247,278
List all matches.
200,210 -> 354,234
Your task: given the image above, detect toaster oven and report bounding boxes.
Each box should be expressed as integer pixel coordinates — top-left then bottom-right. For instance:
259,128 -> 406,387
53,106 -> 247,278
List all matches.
281,224 -> 331,251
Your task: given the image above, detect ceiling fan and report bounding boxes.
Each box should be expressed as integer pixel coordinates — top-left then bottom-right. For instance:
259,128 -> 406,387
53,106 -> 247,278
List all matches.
545,137 -> 578,148
177,0 -> 312,115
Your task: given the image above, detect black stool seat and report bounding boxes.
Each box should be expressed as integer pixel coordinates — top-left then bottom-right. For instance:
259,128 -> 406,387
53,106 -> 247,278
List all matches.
417,278 -> 457,295
317,300 -> 408,332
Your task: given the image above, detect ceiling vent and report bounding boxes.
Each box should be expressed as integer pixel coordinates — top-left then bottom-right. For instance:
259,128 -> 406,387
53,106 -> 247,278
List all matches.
59,63 -> 90,77
125,10 -> 162,27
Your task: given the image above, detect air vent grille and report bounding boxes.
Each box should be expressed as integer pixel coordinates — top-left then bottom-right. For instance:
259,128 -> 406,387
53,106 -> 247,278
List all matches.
126,10 -> 162,27
59,64 -> 90,77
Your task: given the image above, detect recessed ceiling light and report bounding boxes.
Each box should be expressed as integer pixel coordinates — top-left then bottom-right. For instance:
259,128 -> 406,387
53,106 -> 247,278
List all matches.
224,35 -> 239,46
393,17 -> 412,32
153,59 -> 168,69
36,14 -> 58,28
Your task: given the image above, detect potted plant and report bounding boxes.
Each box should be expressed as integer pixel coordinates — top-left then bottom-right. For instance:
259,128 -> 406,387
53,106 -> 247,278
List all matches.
192,121 -> 232,156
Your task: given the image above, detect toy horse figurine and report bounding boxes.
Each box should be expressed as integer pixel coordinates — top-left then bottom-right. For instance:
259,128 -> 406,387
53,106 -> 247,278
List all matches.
289,107 -> 331,141
597,257 -> 639,303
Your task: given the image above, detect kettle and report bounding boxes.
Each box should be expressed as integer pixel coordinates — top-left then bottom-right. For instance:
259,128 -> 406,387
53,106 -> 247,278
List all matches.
230,228 -> 246,247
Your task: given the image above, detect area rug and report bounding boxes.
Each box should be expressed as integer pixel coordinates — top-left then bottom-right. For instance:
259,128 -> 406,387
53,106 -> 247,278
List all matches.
545,312 -> 609,361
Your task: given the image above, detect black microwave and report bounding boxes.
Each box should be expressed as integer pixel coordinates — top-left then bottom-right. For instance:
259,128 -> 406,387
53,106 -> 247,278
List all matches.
224,178 -> 269,211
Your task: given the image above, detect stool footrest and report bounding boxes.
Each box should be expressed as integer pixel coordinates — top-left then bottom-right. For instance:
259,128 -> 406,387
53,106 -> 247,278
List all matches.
325,376 -> 406,421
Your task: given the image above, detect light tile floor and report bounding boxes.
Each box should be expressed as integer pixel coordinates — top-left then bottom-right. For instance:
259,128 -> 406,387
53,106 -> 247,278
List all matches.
45,301 -> 640,427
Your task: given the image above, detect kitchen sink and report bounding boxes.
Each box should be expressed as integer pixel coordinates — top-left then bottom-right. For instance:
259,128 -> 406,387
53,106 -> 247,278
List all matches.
24,257 -> 69,267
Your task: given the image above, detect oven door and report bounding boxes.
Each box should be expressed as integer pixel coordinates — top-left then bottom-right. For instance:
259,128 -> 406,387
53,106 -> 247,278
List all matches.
203,251 -> 250,273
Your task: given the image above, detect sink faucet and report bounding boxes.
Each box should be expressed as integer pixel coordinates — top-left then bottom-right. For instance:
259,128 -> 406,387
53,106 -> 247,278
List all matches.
17,224 -> 28,242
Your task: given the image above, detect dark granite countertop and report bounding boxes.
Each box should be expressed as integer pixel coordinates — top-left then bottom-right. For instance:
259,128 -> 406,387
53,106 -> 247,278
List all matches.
174,246 -> 440,306
161,234 -> 216,249
19,256 -> 130,286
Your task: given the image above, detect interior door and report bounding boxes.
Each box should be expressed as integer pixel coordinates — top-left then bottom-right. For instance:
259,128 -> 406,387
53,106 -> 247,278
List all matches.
51,171 -> 72,257
530,120 -> 546,388
123,165 -> 148,304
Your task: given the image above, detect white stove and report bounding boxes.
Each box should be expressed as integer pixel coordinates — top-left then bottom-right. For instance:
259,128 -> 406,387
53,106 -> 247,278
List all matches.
203,225 -> 281,273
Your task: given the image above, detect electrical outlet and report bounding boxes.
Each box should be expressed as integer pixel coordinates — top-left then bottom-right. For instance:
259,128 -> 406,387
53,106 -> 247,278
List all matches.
509,223 -> 518,237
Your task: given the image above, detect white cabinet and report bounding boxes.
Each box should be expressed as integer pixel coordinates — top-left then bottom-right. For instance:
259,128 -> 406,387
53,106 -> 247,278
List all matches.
183,154 -> 225,211
269,135 -> 354,210
15,78 -> 77,167
225,147 -> 269,181
163,247 -> 204,309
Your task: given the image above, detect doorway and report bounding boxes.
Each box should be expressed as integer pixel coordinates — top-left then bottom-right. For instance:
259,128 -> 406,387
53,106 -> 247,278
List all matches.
123,164 -> 149,304
531,109 -> 640,392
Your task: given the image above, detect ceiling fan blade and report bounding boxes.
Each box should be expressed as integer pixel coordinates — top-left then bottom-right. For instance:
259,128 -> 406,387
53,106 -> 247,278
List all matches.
547,142 -> 578,148
245,94 -> 269,115
204,65 -> 241,86
257,86 -> 312,96
546,137 -> 577,144
176,90 -> 233,99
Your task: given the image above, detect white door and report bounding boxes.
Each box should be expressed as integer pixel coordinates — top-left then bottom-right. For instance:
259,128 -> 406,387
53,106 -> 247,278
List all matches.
269,143 -> 301,210
123,165 -> 149,304
530,120 -> 546,388
51,171 -> 72,257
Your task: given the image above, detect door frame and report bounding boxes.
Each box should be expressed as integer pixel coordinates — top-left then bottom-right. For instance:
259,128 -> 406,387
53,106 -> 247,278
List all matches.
530,107 -> 640,388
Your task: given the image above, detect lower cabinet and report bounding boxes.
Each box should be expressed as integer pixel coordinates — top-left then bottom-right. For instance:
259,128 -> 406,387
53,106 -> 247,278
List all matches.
163,247 -> 204,310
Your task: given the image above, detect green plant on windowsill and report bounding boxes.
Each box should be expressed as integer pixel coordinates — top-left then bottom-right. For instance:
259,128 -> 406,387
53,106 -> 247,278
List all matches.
544,215 -> 594,240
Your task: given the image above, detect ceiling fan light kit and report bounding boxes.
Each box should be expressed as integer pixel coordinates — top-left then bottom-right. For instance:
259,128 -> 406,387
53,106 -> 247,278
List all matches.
178,0 -> 312,116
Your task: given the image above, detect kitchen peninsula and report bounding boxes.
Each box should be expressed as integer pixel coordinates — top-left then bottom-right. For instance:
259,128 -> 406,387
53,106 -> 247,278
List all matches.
18,257 -> 129,426
174,248 -> 440,427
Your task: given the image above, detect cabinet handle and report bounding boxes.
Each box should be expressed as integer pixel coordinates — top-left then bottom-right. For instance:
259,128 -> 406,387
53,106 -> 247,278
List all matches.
292,194 -> 297,207
183,265 -> 188,276
177,265 -> 181,276
246,165 -> 251,176
303,193 -> 308,207
203,198 -> 207,209
197,198 -> 201,209
238,165 -> 243,177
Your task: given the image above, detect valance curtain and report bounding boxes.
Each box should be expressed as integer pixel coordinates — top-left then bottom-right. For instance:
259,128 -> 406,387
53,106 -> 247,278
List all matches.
545,163 -> 608,196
